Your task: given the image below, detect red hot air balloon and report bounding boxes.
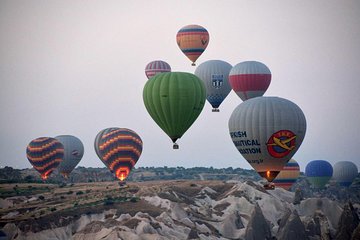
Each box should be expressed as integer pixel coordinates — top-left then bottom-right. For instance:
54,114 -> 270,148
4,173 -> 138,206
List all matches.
145,60 -> 171,79
94,128 -> 143,181
229,61 -> 271,101
26,137 -> 64,180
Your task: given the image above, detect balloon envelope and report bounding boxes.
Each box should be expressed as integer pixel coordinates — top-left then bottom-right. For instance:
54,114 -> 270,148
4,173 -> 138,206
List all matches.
229,61 -> 271,101
55,135 -> 84,178
333,161 -> 358,187
273,159 -> 300,190
143,72 -> 206,148
176,24 -> 209,66
94,128 -> 142,181
26,137 -> 64,180
195,60 -> 232,112
305,160 -> 333,188
145,60 -> 171,79
228,97 -> 306,182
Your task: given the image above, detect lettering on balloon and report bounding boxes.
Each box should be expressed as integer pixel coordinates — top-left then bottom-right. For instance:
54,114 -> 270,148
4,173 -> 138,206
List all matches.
247,159 -> 264,164
230,131 -> 261,155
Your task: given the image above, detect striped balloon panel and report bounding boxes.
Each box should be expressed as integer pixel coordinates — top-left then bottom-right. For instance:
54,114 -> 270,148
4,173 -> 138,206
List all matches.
305,160 -> 333,188
176,25 -> 209,63
194,60 -> 232,110
273,159 -> 300,190
55,135 -> 84,178
145,60 -> 171,79
94,128 -> 142,181
26,137 -> 64,180
333,161 -> 358,187
229,61 -> 271,101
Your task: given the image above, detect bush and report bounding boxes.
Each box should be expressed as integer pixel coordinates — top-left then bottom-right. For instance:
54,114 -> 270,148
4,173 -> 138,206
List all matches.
67,191 -> 73,195
50,207 -> 56,212
76,191 -> 84,195
38,195 -> 45,200
130,197 -> 139,203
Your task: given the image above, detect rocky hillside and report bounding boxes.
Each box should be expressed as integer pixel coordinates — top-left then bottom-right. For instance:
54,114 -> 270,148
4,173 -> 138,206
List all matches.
1,180 -> 359,240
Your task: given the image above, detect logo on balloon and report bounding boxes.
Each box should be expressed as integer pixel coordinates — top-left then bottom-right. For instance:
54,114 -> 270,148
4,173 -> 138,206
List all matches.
267,130 -> 296,158
212,74 -> 223,89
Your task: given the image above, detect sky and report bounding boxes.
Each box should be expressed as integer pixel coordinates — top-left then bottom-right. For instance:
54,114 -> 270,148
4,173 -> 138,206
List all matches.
1,0 -> 360,171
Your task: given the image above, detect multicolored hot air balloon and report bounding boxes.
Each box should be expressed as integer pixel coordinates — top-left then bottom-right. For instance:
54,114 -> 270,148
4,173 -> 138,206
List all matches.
94,128 -> 142,182
228,97 -> 306,182
55,135 -> 84,179
176,24 -> 209,66
26,137 -> 64,180
195,60 -> 232,112
273,159 -> 300,190
145,60 -> 171,79
143,72 -> 206,149
333,161 -> 358,187
305,160 -> 333,188
229,61 -> 271,101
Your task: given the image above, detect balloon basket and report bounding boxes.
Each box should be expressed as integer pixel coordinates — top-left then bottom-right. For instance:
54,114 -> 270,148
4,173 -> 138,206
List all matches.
191,63 -> 196,66
264,183 -> 275,190
212,108 -> 220,112
173,143 -> 179,149
118,181 -> 128,188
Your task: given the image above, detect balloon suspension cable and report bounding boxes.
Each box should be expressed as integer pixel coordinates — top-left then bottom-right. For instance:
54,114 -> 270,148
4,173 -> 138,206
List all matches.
173,143 -> 179,149
212,108 -> 220,112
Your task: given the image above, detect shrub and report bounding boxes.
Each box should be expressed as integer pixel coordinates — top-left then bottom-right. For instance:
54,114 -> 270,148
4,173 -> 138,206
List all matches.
76,191 -> 84,195
38,195 -> 45,200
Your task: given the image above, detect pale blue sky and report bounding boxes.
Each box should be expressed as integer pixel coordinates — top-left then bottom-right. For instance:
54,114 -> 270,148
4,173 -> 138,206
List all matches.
1,0 -> 359,171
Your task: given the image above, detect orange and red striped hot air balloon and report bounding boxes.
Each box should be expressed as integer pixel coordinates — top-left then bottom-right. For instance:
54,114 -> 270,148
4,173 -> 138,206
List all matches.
94,128 -> 143,181
26,137 -> 64,180
176,24 -> 209,66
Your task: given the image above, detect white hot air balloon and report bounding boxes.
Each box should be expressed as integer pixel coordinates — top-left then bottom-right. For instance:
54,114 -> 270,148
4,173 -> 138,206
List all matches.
333,161 -> 358,187
195,60 -> 232,112
228,96 -> 306,182
55,135 -> 84,179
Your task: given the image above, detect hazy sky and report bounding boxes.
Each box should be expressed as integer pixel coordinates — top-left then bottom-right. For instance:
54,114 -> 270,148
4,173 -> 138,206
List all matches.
1,0 -> 359,171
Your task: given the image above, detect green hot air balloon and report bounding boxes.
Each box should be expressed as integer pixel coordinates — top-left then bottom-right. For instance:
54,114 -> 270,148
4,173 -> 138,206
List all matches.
55,135 -> 84,179
143,72 -> 206,149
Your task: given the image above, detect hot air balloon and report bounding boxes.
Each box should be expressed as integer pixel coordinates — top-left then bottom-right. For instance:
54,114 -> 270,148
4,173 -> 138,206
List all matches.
228,97 -> 306,182
26,137 -> 64,180
273,159 -> 300,190
55,135 -> 84,179
145,60 -> 171,80
305,160 -> 333,188
176,24 -> 209,66
229,61 -> 271,101
333,161 -> 358,187
195,60 -> 232,112
94,128 -> 142,181
143,72 -> 206,149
